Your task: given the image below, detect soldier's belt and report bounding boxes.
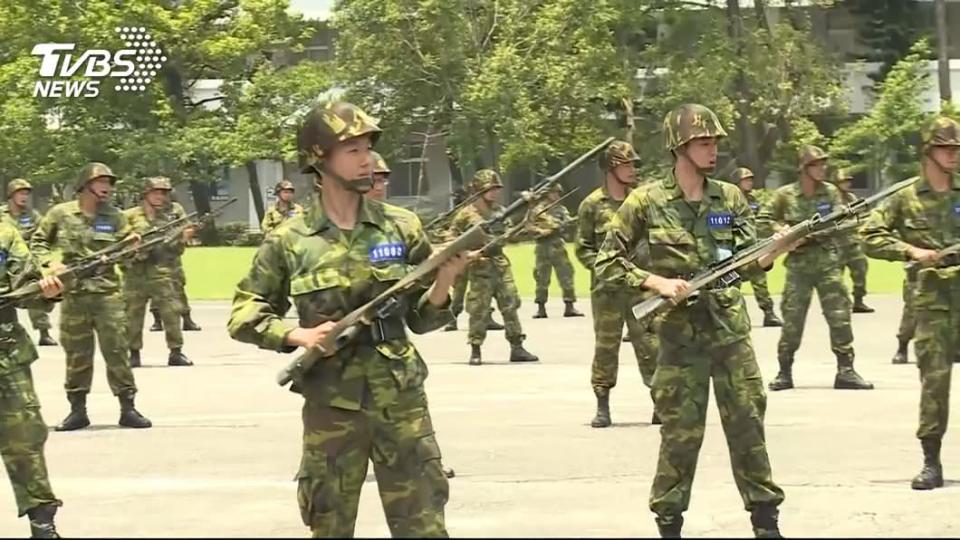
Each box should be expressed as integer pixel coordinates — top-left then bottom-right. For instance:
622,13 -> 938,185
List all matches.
354,316 -> 407,345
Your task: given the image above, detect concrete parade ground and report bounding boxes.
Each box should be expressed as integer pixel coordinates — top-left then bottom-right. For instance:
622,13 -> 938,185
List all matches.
0,295 -> 957,537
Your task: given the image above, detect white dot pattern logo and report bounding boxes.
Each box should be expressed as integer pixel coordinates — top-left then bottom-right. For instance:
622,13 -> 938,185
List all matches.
113,25 -> 166,94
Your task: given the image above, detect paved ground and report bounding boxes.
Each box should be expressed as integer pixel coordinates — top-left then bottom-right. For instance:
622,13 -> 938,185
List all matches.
0,294 -> 957,537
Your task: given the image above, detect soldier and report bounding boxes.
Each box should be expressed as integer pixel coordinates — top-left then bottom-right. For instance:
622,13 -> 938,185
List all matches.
576,140 -> 658,428
149,263 -> 202,332
450,170 -> 539,366
228,101 -> 468,536
730,167 -> 783,327
892,270 -> 918,364
260,179 -> 305,234
595,104 -> 787,538
528,183 -> 583,319
0,222 -> 64,538
367,151 -> 391,201
832,168 -> 875,313
123,177 -> 194,368
30,162 -> 152,431
0,179 -> 58,346
861,116 -> 960,491
762,146 -> 873,391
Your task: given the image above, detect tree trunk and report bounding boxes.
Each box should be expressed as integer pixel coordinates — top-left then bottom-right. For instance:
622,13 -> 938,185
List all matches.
936,0 -> 952,103
246,161 -> 266,223
623,97 -> 635,142
726,0 -> 760,181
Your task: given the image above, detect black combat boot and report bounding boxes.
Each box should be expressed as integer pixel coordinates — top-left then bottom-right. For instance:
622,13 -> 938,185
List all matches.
563,301 -> 584,318
55,393 -> 90,432
852,295 -> 875,314
443,315 -> 459,332
167,348 -> 193,367
622,333 -> 631,342
485,309 -> 505,331
129,349 -> 141,368
762,308 -> 783,327
37,329 -> 57,346
834,354 -> 874,390
26,503 -> 59,539
892,339 -> 909,365
469,345 -> 482,366
911,437 -> 944,490
655,514 -> 683,538
750,504 -> 782,538
768,358 -> 794,391
181,311 -> 202,331
509,338 -> 539,363
590,390 -> 611,428
148,308 -> 163,332
533,302 -> 548,319
118,393 -> 152,429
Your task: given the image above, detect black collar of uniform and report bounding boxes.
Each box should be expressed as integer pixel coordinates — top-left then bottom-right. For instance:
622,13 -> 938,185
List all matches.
304,192 -> 385,234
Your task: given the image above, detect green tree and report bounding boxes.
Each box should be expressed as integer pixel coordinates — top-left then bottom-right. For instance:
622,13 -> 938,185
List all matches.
845,0 -> 924,83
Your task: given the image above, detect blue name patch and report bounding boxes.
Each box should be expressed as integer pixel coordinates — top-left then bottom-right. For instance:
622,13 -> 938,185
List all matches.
816,202 -> 832,217
749,203 -> 760,212
18,216 -> 31,226
287,210 -> 296,218
93,219 -> 115,233
369,242 -> 406,263
0,250 -> 6,265
706,213 -> 733,228
954,203 -> 960,217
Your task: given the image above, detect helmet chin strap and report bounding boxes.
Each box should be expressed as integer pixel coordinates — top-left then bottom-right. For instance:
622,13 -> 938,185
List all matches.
319,164 -> 373,194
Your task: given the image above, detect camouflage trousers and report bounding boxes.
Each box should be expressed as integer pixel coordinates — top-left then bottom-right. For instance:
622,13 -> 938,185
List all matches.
746,270 -> 774,313
533,237 -> 576,304
777,266 -> 854,360
60,292 -> 137,396
590,288 -> 657,394
20,309 -> 51,332
898,270 -> 918,342
838,244 -> 869,299
125,269 -> 183,351
297,388 -> 448,538
913,268 -> 960,440
0,367 -> 60,516
450,274 -> 468,316
465,258 -> 523,346
650,336 -> 784,516
151,263 -> 192,315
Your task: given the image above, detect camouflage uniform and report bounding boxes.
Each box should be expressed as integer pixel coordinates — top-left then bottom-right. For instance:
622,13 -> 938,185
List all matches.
228,101 -> 450,537
261,180 -> 305,234
893,268 -> 919,363
527,185 -> 582,317
30,162 -> 151,431
861,116 -> 960,491
762,146 -> 872,391
575,140 -> 658,428
832,169 -> 874,313
0,222 -> 61,537
730,168 -> 782,327
595,105 -> 783,538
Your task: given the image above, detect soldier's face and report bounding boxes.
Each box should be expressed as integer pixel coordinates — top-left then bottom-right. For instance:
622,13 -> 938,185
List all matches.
806,160 -> 828,182
10,190 -> 29,207
930,146 -> 960,172
145,189 -> 169,207
368,173 -> 389,201
483,187 -> 502,204
738,177 -> 754,193
612,162 -> 636,184
88,177 -> 114,201
278,188 -> 295,203
326,135 -> 374,189
684,138 -> 718,173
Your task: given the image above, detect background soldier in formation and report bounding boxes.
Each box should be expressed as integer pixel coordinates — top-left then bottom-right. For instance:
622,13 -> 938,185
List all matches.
575,140 -> 658,428
260,180 -> 304,234
595,105 -> 787,538
228,101 -> 466,536
450,170 -> 538,365
731,167 -> 783,327
149,265 -> 202,332
862,116 -> 960,491
527,183 -> 583,319
763,146 -> 873,392
30,162 -> 152,431
0,179 -> 57,346
123,177 -> 194,368
367,150 -> 391,201
892,265 -> 918,364
832,168 -> 875,313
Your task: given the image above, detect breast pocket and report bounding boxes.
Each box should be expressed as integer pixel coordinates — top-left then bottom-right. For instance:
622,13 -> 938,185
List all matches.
648,228 -> 695,274
290,268 -> 351,326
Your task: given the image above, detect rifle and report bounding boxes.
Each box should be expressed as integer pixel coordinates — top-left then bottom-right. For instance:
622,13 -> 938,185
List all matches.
630,177 -> 916,321
424,190 -> 486,233
477,187 -> 581,254
277,138 -> 613,388
905,241 -> 960,271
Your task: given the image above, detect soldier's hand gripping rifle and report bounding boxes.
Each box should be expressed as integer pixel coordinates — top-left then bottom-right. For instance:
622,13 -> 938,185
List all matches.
631,177 -> 916,321
276,138 -> 613,388
905,241 -> 960,271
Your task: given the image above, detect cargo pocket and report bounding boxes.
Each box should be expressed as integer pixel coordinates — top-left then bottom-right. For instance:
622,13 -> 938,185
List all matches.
294,453 -> 337,530
415,433 -> 449,511
290,269 -> 350,325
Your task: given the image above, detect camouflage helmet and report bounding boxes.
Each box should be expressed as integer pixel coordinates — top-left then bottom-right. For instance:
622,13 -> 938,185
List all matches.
471,169 -> 504,194
663,104 -> 728,152
832,168 -> 854,184
922,116 -> 960,152
730,167 -> 754,184
371,151 -> 391,175
143,176 -> 173,193
297,101 -> 382,174
6,178 -> 32,198
600,140 -> 640,170
76,162 -> 117,190
274,179 -> 295,195
798,145 -> 829,170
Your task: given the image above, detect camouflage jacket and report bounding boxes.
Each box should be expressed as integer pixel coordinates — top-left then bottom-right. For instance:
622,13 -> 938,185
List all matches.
31,200 -> 132,294
0,223 -> 52,375
449,201 -> 512,271
742,188 -> 775,238
228,194 -> 452,410
575,183 -> 649,280
594,172 -> 757,346
525,199 -> 573,241
260,202 -> 305,234
123,202 -> 187,277
761,181 -> 845,271
834,190 -> 863,248
0,205 -> 43,239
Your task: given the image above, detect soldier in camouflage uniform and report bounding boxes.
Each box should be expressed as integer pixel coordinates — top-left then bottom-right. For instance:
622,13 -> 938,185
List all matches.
528,183 -> 583,318
831,168 -> 875,313
861,116 -> 960,491
576,140 -> 658,428
0,179 -> 57,346
762,146 -> 873,391
228,101 -> 468,536
892,269 -> 918,364
367,151 -> 391,201
261,179 -> 305,234
450,170 -> 539,366
0,222 -> 64,538
30,162 -> 152,431
595,105 -> 786,538
149,263 -> 201,332
123,177 -> 194,368
731,168 -> 783,327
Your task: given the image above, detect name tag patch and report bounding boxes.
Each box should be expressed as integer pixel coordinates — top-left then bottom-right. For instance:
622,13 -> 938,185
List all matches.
287,210 -> 296,218
816,202 -> 832,217
953,203 -> 960,217
706,213 -> 733,228
369,242 -> 406,263
0,250 -> 7,265
93,219 -> 115,233
18,216 -> 31,227
749,203 -> 759,212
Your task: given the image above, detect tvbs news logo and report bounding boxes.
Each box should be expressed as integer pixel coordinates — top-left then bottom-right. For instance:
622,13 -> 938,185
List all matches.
31,26 -> 166,98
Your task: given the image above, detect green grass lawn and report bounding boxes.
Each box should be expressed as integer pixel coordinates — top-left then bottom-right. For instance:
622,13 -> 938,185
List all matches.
182,244 -> 909,300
